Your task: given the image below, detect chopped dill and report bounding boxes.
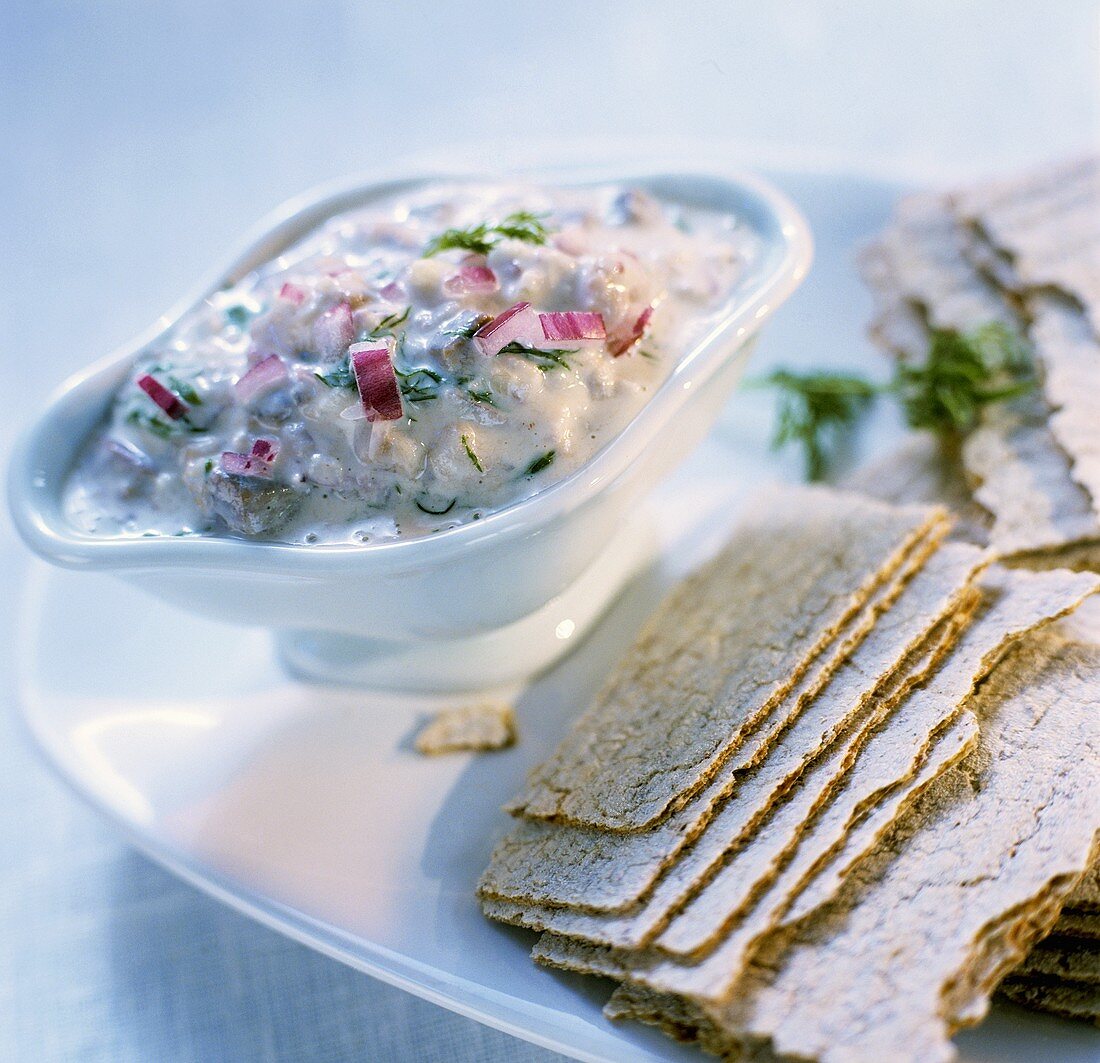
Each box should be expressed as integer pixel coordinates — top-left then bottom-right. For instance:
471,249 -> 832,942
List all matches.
316,362 -> 355,389
462,434 -> 484,472
497,341 -> 577,372
366,306 -> 410,338
465,387 -> 497,407
225,304 -> 252,328
443,318 -> 485,340
395,366 -> 443,403
168,376 -> 202,405
423,211 -> 551,257
525,450 -> 556,476
415,497 -> 457,515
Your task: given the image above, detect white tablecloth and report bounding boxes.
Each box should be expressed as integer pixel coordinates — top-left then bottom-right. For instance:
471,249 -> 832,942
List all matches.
2,2 -> 1098,1059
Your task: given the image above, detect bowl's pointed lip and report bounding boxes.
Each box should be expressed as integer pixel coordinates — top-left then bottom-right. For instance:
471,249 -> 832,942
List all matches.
9,163 -> 812,573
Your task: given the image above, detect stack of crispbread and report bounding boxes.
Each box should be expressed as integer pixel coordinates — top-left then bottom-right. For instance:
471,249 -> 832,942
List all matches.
859,156 -> 1100,569
478,484 -> 1100,1060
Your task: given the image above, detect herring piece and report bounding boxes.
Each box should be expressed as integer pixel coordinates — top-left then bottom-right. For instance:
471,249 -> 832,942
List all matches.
203,469 -> 302,537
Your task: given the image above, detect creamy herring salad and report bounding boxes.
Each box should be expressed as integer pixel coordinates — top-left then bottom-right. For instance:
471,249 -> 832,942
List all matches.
64,182 -> 751,544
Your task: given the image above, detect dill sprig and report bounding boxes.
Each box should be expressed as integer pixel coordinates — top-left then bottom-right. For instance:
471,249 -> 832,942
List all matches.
461,434 -> 484,472
894,322 -> 1033,433
525,450 -> 556,476
497,341 -> 577,372
423,211 -> 551,257
757,370 -> 878,481
755,322 -> 1035,481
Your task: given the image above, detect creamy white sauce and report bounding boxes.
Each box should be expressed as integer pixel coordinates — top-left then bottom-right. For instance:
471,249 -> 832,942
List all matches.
64,182 -> 752,544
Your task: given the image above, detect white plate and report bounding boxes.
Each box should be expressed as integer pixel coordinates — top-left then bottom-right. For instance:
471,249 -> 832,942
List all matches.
17,169 -> 1100,1063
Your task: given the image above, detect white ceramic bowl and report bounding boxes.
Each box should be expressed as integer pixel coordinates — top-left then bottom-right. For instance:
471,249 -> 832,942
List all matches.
9,166 -> 811,689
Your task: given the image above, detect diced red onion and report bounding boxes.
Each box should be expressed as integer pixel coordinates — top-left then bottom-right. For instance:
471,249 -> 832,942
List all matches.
250,438 -> 278,462
234,354 -> 288,404
607,305 -> 654,357
349,340 -> 403,421
539,311 -> 607,342
313,300 -> 356,361
104,436 -> 152,469
473,301 -> 542,357
443,264 -> 499,297
221,449 -> 273,478
379,281 -> 405,302
136,374 -> 188,419
279,282 -> 307,305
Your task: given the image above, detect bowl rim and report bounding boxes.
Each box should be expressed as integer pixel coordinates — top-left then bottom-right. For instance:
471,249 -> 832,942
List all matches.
9,161 -> 812,573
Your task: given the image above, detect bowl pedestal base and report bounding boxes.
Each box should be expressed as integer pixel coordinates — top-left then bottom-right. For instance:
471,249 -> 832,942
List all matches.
275,511 -> 659,692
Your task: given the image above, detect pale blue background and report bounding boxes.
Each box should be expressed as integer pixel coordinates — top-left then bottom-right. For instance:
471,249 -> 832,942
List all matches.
2,2 -> 1098,1060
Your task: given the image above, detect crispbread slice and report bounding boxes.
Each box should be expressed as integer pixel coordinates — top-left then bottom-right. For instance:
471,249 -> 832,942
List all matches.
530,566 -> 1099,1003
652,600 -> 978,960
845,433 -> 991,548
956,156 -> 1100,337
780,565 -> 1100,929
1056,909 -> 1100,942
414,703 -> 515,755
867,194 -> 1019,336
1067,860 -> 1100,912
962,401 -> 1100,557
858,186 -> 1100,560
536,634 -> 1100,1059
1013,936 -> 1100,986
479,537 -> 971,918
685,632 -> 1100,1063
506,486 -> 945,832
1027,293 -> 1100,518
998,977 -> 1100,1023
486,590 -> 971,948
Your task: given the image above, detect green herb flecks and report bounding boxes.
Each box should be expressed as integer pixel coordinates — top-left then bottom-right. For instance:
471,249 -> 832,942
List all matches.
443,318 -> 485,341
415,497 -> 457,515
225,304 -> 252,328
125,407 -> 203,440
462,434 -> 484,473
395,366 -> 443,403
423,211 -> 551,257
365,306 -> 410,339
754,322 -> 1035,481
168,376 -> 202,406
316,362 -> 355,389
497,341 -> 578,373
465,387 -> 497,407
525,450 -> 556,476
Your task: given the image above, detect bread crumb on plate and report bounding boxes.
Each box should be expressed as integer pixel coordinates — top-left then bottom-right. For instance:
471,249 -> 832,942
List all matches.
415,703 -> 516,756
